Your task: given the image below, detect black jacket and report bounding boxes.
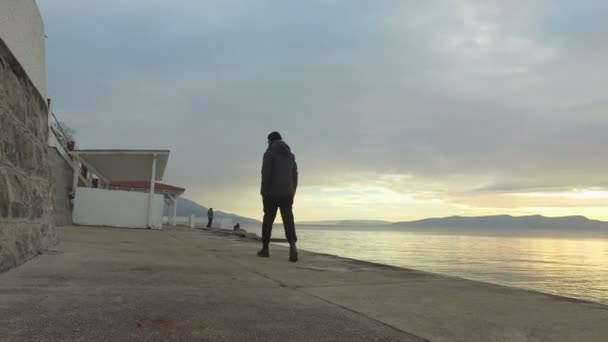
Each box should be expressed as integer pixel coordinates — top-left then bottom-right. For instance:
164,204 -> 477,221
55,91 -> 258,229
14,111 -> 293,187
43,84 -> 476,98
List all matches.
261,140 -> 298,198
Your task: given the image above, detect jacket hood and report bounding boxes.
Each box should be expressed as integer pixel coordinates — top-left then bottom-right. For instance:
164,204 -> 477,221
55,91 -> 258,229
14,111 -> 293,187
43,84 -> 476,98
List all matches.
268,140 -> 292,156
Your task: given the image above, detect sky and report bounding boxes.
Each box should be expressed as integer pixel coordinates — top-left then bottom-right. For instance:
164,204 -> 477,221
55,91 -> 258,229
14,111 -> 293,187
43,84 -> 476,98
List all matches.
37,0 -> 608,221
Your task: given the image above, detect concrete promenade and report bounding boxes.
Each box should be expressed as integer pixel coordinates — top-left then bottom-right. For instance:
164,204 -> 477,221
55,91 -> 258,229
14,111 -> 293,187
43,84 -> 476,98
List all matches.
1,225 -> 607,341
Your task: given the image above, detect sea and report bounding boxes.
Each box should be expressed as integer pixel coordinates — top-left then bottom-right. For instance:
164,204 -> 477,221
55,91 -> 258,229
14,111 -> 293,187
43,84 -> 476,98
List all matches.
244,224 -> 608,305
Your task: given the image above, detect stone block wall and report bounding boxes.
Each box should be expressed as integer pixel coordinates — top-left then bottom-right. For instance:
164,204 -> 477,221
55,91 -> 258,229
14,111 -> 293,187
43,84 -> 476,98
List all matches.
0,37 -> 57,272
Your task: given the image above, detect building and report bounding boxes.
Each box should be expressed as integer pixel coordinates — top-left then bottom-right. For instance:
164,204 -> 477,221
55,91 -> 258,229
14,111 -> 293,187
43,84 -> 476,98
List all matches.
70,150 -> 184,229
0,0 -> 46,99
1,1 -> 185,272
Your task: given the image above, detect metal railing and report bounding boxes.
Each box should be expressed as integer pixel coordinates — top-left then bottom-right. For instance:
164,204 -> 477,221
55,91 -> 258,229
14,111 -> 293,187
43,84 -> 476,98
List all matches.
49,111 -> 73,152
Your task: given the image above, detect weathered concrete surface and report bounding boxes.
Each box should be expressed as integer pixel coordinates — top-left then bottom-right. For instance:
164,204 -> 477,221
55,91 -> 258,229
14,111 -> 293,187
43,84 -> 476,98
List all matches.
1,226 -> 608,342
0,226 -> 419,342
48,147 -> 73,226
0,37 -> 57,272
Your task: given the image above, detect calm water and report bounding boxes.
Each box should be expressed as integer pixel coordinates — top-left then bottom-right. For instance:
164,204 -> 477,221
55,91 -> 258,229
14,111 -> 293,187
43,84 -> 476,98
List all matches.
246,224 -> 608,305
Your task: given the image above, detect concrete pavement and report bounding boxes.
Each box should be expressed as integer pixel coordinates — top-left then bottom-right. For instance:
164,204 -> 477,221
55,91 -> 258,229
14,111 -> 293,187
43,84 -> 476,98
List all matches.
1,225 -> 607,341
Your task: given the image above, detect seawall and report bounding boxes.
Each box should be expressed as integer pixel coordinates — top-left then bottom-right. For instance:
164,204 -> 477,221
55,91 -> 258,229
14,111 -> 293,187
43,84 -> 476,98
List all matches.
0,37 -> 57,272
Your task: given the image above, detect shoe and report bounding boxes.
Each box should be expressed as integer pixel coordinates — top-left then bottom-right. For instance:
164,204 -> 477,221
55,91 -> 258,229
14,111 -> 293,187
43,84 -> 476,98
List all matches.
257,248 -> 269,258
289,245 -> 298,262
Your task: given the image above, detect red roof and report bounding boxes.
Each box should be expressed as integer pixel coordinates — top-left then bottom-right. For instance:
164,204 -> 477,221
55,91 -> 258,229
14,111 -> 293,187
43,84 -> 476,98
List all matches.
109,181 -> 185,194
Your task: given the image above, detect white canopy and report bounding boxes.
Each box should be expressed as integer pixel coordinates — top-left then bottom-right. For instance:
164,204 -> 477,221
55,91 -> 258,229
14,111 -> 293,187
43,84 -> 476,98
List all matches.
73,149 -> 170,182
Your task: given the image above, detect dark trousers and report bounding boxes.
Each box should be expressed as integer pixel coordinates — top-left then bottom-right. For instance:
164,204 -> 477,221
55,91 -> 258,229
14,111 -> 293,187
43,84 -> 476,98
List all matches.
207,218 -> 213,228
262,196 -> 297,246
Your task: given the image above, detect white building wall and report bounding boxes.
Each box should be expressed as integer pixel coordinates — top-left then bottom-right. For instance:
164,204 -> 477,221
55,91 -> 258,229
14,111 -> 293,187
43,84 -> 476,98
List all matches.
73,188 -> 165,229
0,0 -> 47,99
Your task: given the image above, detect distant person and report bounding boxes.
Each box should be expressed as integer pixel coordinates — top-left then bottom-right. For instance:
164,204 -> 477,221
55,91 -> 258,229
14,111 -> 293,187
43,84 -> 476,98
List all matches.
234,223 -> 241,231
207,208 -> 214,228
258,131 -> 299,262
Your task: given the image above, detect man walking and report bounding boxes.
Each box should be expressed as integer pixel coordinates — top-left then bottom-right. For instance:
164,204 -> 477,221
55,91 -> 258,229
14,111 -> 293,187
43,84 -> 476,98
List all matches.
207,208 -> 214,228
258,131 -> 299,262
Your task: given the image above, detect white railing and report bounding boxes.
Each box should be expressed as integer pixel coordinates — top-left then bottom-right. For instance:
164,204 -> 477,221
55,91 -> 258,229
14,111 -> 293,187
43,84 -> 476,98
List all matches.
162,215 -> 236,229
48,111 -> 75,165
49,111 -> 71,149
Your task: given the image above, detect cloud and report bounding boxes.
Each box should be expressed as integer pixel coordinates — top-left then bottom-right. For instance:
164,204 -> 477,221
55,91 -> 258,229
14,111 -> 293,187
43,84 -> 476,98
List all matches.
37,0 -> 608,220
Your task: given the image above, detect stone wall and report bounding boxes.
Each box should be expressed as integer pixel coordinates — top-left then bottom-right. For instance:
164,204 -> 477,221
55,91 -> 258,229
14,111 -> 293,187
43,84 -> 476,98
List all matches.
49,147 -> 74,226
0,37 -> 57,272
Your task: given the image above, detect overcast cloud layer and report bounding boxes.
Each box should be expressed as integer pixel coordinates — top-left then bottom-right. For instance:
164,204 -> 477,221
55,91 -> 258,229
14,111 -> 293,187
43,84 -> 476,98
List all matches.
38,0 -> 608,220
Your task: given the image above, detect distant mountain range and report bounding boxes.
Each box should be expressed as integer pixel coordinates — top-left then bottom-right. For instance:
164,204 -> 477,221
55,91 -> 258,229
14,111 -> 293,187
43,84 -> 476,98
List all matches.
164,199 -> 608,230
392,215 -> 608,230
299,220 -> 392,226
287,215 -> 608,230
163,198 -> 260,225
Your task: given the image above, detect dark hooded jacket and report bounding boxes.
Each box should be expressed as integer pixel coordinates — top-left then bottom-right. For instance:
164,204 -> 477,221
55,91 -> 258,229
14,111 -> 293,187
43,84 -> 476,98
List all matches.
261,140 -> 298,198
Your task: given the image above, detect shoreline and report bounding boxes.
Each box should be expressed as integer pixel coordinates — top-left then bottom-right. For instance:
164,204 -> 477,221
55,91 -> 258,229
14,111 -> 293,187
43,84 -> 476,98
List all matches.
201,225 -> 608,308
